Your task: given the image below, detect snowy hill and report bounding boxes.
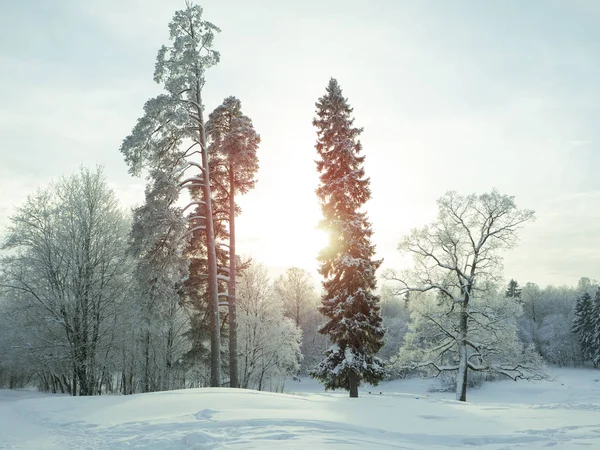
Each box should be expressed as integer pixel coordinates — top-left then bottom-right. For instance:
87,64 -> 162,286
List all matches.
2,367 -> 600,449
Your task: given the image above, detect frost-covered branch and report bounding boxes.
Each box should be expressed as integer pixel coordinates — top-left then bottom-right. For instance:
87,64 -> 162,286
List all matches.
182,200 -> 206,213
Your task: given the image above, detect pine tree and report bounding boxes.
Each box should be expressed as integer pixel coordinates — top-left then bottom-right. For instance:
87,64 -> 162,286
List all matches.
572,292 -> 594,362
310,78 -> 385,398
205,96 -> 260,388
505,279 -> 522,301
120,3 -> 223,386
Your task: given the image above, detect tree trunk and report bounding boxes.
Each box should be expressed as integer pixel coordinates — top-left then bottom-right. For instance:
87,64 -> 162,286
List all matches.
143,331 -> 150,392
197,87 -> 221,388
228,168 -> 239,388
166,324 -> 174,391
258,370 -> 264,392
455,302 -> 469,402
72,370 -> 77,396
349,371 -> 358,398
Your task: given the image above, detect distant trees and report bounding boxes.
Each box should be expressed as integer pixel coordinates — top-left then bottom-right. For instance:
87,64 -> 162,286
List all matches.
0,168 -> 131,395
236,263 -> 302,391
310,78 -> 385,398
513,279 -> 596,367
274,267 -> 327,373
377,285 -> 410,363
388,190 -> 540,401
274,267 -> 316,328
538,313 -> 581,367
521,282 -> 545,326
387,276 -> 596,376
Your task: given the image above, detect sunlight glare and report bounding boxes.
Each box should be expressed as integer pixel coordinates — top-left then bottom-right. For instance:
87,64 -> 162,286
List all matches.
260,225 -> 329,272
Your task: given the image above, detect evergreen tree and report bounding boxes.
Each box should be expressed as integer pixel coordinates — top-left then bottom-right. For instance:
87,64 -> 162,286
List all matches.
505,279 -> 522,301
572,292 -> 594,362
120,3 -> 223,386
310,78 -> 385,398
206,97 -> 260,388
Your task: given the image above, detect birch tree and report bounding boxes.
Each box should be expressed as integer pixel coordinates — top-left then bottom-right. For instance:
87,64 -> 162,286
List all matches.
120,3 -> 223,386
388,189 -> 539,401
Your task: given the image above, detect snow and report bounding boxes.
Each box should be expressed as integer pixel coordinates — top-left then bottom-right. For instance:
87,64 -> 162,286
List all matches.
2,367 -> 600,449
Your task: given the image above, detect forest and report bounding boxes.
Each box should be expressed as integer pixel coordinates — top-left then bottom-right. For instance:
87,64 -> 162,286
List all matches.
0,3 -> 598,405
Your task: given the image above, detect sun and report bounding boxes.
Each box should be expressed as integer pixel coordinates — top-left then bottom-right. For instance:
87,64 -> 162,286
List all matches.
261,225 -> 329,271
234,171 -> 330,275
236,195 -> 329,275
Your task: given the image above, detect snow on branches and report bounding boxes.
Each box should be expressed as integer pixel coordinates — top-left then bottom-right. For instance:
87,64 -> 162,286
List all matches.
310,78 -> 384,397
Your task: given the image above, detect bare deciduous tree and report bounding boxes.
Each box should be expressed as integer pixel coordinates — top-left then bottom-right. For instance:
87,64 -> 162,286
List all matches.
387,189 -> 541,401
274,267 -> 316,328
0,168 -> 131,395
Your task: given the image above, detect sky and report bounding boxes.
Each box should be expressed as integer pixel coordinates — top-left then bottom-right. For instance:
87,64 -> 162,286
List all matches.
0,0 -> 598,289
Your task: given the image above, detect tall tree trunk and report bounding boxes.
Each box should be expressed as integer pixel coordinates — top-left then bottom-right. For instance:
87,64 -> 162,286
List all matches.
197,87 -> 221,388
228,168 -> 239,388
349,371 -> 358,398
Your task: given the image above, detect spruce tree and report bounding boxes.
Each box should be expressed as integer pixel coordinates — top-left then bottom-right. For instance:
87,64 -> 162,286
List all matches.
572,292 -> 594,362
310,78 -> 385,398
505,279 -> 522,301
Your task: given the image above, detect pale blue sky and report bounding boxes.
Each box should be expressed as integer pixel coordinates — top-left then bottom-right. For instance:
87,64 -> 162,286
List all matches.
1,0 -> 598,287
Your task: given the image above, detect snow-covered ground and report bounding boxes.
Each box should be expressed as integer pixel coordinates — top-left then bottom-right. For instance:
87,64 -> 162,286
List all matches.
2,367 -> 600,449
